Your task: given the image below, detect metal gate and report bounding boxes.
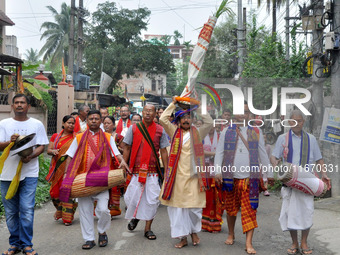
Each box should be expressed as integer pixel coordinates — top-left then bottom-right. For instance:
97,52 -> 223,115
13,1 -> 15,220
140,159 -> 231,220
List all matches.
47,90 -> 57,135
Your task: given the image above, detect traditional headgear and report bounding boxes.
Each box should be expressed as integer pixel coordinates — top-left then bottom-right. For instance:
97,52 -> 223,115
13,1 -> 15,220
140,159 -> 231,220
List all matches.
172,105 -> 198,124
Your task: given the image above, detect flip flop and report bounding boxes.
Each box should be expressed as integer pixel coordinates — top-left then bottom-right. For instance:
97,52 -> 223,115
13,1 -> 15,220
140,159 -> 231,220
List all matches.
144,230 -> 157,240
22,248 -> 38,255
301,248 -> 313,254
287,247 -> 300,255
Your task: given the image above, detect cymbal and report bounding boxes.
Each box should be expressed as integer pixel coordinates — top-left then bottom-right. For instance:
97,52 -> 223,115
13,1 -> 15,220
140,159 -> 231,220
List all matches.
12,146 -> 34,157
11,133 -> 36,151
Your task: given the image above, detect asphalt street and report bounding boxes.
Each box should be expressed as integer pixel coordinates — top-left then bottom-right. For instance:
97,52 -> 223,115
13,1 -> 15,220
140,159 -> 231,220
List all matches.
1,191 -> 339,255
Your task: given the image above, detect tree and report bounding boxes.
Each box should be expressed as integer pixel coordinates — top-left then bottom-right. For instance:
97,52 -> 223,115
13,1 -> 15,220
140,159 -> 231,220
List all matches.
24,48 -> 40,64
84,2 -> 174,93
200,15 -> 238,78
173,30 -> 183,45
39,3 -> 71,67
242,15 -> 307,109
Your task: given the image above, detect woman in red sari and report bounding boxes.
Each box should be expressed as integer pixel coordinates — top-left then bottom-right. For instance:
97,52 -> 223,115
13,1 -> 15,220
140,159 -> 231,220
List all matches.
46,115 -> 76,226
202,126 -> 223,233
103,116 -> 125,218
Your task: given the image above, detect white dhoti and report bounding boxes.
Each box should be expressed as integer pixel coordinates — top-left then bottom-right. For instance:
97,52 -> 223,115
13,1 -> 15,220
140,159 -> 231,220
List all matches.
124,174 -> 160,220
78,190 -> 111,242
279,186 -> 314,231
167,207 -> 202,238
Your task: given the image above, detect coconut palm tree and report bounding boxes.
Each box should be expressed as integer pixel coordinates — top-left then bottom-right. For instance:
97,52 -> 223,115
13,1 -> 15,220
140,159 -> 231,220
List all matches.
256,0 -> 286,36
39,3 -> 71,67
24,48 -> 39,63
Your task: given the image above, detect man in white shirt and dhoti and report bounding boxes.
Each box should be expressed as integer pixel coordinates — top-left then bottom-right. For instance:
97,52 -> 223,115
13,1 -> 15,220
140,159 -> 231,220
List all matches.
271,109 -> 331,255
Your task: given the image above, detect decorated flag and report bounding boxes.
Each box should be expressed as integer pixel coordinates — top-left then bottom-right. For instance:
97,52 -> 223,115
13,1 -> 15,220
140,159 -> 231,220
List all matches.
62,58 -> 66,82
180,0 -> 233,99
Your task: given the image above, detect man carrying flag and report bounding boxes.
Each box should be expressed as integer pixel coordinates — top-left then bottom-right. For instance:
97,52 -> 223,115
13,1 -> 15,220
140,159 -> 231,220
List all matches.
123,104 -> 169,240
159,96 -> 213,248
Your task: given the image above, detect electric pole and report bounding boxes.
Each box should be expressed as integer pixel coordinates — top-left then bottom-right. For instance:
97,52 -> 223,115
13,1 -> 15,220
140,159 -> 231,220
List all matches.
285,0 -> 290,60
237,0 -> 245,75
311,0 -> 324,138
77,0 -> 84,71
68,0 -> 75,80
328,0 -> 340,196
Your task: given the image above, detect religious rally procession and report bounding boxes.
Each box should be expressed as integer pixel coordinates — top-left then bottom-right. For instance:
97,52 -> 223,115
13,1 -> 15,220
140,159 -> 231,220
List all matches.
1,0 -> 340,255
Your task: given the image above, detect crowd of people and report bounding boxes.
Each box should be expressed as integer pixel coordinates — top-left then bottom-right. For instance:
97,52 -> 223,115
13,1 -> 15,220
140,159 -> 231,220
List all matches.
0,94 -> 331,255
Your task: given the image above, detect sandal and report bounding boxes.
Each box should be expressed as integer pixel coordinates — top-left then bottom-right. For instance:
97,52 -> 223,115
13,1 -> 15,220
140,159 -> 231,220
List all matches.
1,247 -> 21,255
127,218 -> 139,231
287,247 -> 300,255
98,233 -> 108,247
22,247 -> 38,255
144,230 -> 157,240
82,241 -> 96,250
301,248 -> 313,254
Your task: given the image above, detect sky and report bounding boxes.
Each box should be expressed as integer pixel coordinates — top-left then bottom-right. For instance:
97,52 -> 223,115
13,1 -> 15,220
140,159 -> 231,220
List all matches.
5,0 -> 301,59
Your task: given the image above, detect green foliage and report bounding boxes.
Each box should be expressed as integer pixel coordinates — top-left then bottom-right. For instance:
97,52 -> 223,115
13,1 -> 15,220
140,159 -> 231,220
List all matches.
201,15 -> 237,79
268,179 -> 283,191
215,0 -> 235,18
0,156 -> 51,217
173,30 -> 183,45
39,3 -> 71,67
39,90 -> 54,112
84,2 -> 174,93
242,14 -> 307,108
26,78 -> 51,89
24,48 -> 40,64
23,82 -> 42,100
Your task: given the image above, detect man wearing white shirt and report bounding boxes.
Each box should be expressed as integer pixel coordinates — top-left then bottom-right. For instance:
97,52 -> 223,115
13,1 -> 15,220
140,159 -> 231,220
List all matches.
270,110 -> 331,255
215,101 -> 270,255
0,94 -> 49,255
61,110 -> 128,250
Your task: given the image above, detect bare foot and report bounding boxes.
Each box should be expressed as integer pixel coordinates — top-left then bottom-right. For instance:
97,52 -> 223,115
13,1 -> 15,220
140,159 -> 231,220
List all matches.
175,237 -> 188,248
224,234 -> 235,245
191,233 -> 200,246
245,245 -> 257,254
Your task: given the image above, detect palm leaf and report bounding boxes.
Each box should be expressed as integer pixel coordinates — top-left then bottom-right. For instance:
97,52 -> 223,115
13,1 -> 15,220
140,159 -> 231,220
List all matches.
215,0 -> 235,18
23,82 -> 42,100
25,78 -> 50,89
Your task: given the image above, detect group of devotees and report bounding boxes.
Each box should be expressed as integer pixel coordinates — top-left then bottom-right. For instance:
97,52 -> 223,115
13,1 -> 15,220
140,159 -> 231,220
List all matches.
0,93 -> 331,255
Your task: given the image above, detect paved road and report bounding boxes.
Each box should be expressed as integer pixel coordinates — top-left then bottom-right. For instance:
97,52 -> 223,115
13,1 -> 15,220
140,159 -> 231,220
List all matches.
1,192 -> 339,255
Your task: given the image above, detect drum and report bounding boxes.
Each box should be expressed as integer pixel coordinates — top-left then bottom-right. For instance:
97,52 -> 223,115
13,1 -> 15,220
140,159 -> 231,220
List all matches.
70,169 -> 126,198
277,163 -> 328,197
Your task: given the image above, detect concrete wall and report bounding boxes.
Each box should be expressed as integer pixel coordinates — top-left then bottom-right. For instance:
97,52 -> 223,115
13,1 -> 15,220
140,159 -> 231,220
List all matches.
0,105 -> 48,130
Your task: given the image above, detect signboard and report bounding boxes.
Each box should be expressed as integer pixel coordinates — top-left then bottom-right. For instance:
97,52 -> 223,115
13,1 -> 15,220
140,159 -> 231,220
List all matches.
320,107 -> 340,144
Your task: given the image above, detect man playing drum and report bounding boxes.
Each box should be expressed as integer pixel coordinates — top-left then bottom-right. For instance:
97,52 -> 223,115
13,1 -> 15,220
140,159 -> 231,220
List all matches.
270,110 -> 331,255
60,110 -> 128,250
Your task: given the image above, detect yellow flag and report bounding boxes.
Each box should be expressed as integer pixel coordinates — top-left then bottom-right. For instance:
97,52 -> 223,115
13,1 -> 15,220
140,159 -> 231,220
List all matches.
5,160 -> 23,200
0,142 -> 14,174
140,95 -> 146,101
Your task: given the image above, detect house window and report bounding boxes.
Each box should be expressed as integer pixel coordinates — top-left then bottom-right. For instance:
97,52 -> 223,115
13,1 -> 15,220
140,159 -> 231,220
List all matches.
152,79 -> 156,91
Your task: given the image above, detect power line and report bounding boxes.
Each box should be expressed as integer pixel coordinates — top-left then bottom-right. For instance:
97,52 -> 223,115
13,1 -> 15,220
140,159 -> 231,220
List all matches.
27,0 -> 40,32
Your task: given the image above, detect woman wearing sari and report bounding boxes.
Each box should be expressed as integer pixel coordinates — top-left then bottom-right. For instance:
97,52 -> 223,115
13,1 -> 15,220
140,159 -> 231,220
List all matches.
46,115 -> 76,226
103,116 -> 125,217
202,126 -> 223,233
